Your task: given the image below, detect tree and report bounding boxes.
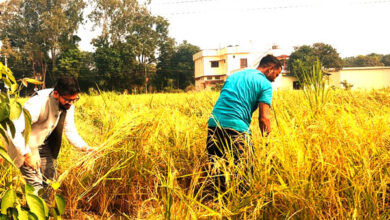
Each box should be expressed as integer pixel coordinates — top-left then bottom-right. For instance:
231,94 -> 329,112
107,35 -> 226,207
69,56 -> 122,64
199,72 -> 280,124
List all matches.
343,54 -> 384,67
381,54 -> 390,66
152,41 -> 200,91
288,43 -> 343,80
153,38 -> 175,91
92,36 -> 124,90
57,48 -> 83,77
170,41 -> 200,90
0,0 -> 86,88
89,0 -> 173,91
76,51 -> 96,92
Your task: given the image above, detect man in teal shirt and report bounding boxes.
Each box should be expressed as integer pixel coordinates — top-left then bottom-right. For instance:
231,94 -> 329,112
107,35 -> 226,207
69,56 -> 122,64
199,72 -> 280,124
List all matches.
207,54 -> 282,191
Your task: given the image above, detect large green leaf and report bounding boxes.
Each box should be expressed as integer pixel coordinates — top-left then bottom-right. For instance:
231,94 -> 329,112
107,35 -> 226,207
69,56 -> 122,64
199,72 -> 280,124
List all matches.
17,204 -> 29,220
0,94 -> 7,103
0,146 -> 17,168
11,208 -> 18,219
23,78 -> 43,85
49,207 -> 60,220
27,212 -> 38,220
55,195 -> 65,215
10,84 -> 18,94
6,118 -> 15,139
24,184 -> 36,195
0,103 -> 10,122
23,109 -> 31,145
25,194 -> 46,220
1,64 -> 16,84
0,128 -> 9,145
3,77 -> 12,89
0,189 -> 17,215
38,196 -> 49,217
9,101 -> 23,121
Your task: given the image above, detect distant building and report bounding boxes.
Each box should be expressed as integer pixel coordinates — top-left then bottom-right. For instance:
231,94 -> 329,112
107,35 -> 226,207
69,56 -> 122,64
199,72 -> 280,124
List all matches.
194,44 -> 390,90
193,45 -> 250,90
330,66 -> 390,90
193,44 -> 291,90
271,66 -> 390,90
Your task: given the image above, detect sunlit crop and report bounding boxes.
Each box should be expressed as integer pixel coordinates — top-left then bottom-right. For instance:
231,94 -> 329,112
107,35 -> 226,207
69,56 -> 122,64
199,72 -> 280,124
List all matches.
2,89 -> 390,219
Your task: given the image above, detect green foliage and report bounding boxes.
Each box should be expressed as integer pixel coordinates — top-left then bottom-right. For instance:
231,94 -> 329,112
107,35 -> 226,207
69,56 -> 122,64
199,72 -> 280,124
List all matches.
0,146 -> 17,169
211,83 -> 224,91
26,193 -> 48,220
0,63 -> 66,219
381,54 -> 390,66
89,0 -> 173,92
0,0 -> 86,88
54,195 -> 66,216
1,0 -> 202,93
153,41 -> 200,91
291,59 -> 330,113
0,183 -> 66,219
343,53 -> 390,67
288,43 -> 343,80
341,80 -> 354,90
1,189 -> 17,215
0,62 -> 28,143
169,41 -> 201,90
57,48 -> 84,77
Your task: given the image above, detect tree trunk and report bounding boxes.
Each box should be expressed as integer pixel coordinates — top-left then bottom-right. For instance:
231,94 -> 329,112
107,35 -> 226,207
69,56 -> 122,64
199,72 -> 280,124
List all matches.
39,52 -> 46,89
51,47 -> 56,74
30,53 -> 36,78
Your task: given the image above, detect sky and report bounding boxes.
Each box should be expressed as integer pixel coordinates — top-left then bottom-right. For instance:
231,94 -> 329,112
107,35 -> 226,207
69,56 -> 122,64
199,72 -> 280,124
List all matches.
132,0 -> 390,58
2,0 -> 389,58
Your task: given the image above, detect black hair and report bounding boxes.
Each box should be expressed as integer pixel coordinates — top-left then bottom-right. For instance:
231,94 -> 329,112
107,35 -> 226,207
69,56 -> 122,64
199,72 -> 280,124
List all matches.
258,54 -> 282,69
54,76 -> 80,95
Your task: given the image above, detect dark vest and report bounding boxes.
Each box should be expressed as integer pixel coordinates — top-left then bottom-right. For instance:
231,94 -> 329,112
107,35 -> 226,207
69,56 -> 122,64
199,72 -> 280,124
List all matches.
41,110 -> 67,159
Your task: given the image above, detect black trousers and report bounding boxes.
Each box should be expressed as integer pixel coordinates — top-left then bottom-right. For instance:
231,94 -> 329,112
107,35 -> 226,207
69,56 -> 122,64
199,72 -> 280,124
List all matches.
206,126 -> 254,192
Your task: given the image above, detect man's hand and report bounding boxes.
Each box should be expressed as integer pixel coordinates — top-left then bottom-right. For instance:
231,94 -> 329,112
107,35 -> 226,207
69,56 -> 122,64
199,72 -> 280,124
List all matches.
81,145 -> 94,153
260,118 -> 271,136
24,152 -> 40,170
259,102 -> 271,137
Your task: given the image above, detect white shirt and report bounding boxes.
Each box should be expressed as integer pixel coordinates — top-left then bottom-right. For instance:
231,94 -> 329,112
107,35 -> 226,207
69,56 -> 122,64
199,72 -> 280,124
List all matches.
8,89 -> 88,167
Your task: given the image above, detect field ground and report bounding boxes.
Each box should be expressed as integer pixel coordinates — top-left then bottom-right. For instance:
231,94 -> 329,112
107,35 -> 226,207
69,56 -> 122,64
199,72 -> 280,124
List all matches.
1,89 -> 390,219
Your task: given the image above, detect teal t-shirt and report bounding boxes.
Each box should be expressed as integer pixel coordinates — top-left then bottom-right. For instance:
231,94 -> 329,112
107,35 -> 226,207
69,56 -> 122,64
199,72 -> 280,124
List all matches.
208,69 -> 273,133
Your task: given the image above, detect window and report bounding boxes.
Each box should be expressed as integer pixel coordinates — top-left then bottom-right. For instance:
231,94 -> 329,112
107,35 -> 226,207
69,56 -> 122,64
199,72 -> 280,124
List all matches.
240,58 -> 248,68
207,76 -> 213,80
293,81 -> 301,90
215,76 -> 220,80
211,61 -> 219,68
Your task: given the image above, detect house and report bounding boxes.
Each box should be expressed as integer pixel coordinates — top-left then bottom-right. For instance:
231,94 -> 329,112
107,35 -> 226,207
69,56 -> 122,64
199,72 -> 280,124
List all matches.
193,45 -> 251,90
193,44 -> 291,90
329,66 -> 390,90
276,66 -> 390,90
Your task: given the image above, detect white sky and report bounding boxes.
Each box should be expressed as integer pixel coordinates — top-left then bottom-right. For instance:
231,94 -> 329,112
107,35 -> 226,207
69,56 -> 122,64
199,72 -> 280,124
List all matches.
135,0 -> 390,58
2,0 -> 389,58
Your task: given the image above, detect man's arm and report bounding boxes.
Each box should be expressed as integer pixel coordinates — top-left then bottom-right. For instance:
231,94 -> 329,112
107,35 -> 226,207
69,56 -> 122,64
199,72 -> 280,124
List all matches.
63,106 -> 91,152
258,102 -> 271,136
12,95 -> 43,169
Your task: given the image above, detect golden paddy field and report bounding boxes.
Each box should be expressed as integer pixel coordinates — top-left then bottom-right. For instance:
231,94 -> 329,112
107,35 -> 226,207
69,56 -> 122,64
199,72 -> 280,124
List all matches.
1,89 -> 390,219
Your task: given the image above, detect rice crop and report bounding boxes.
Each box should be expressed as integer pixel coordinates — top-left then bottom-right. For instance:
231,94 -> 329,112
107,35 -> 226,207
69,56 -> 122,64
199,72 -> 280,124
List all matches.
1,89 -> 390,219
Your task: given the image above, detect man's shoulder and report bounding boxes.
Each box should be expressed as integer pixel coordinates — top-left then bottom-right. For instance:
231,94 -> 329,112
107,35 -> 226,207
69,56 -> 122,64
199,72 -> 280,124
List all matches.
237,68 -> 259,74
35,88 -> 54,97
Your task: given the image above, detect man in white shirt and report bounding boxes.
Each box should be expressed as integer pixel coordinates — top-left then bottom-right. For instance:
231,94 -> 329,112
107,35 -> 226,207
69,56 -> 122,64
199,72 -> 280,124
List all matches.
7,76 -> 92,197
